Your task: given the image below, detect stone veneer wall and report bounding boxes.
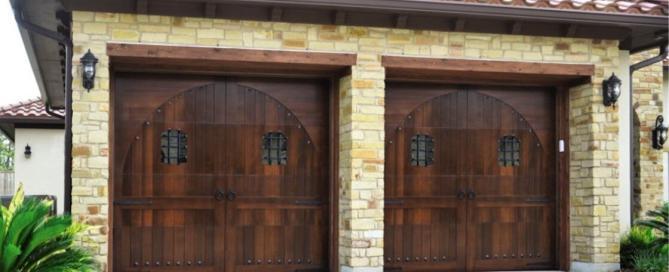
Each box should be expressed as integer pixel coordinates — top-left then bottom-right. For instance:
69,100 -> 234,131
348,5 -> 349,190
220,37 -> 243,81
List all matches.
569,81 -> 621,265
338,54 -> 386,271
631,48 -> 665,218
70,11 -> 623,270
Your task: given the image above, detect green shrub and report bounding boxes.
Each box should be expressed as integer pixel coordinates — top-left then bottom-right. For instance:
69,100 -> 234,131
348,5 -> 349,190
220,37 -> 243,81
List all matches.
622,202 -> 669,270
621,226 -> 656,268
632,249 -> 668,272
636,202 -> 669,250
0,184 -> 97,271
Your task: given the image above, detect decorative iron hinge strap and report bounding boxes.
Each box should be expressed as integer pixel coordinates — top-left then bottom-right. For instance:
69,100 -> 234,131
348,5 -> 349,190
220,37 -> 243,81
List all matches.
524,198 -> 551,203
385,199 -> 404,205
114,199 -> 152,206
294,200 -> 323,206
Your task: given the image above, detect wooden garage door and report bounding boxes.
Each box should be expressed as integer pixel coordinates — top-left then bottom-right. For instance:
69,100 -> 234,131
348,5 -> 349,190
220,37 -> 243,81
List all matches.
384,83 -> 557,271
112,74 -> 330,272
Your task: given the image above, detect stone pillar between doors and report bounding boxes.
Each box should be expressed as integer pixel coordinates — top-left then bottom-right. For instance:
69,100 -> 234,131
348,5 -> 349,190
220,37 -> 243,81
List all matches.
338,53 -> 386,272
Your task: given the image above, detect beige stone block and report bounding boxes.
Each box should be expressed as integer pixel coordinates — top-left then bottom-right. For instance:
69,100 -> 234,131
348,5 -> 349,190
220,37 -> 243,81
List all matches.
482,49 -> 503,58
74,11 -> 96,22
83,23 -> 107,34
522,52 -> 542,61
465,48 -> 481,58
171,27 -> 195,36
141,33 -> 167,42
72,186 -> 93,196
503,50 -> 522,60
111,29 -> 139,42
119,14 -> 137,23
95,13 -> 119,23
197,28 -> 223,39
168,35 -> 196,44
466,40 -> 489,49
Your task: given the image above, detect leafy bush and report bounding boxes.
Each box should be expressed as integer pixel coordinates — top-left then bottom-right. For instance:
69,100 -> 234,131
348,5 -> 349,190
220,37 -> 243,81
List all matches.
620,226 -> 656,268
632,249 -> 668,272
0,184 -> 97,271
621,202 -> 669,271
636,202 -> 669,250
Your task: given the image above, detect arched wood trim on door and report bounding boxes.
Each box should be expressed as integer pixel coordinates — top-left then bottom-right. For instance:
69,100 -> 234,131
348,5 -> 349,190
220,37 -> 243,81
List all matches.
392,91 -> 546,151
120,83 -> 319,171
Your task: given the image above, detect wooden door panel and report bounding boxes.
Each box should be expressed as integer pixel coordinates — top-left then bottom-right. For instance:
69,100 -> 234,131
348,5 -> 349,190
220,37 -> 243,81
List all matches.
464,90 -> 555,271
113,74 -> 330,272
226,206 -> 328,272
222,80 -> 329,272
467,204 -> 555,270
115,208 -> 218,270
385,83 -> 556,271
384,206 -> 466,271
385,90 -> 468,271
115,82 -> 223,271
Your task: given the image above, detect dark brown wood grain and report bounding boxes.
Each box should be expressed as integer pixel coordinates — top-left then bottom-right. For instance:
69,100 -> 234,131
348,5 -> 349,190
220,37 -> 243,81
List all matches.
384,82 -> 561,271
383,56 -> 594,87
112,73 -> 331,272
556,87 -> 570,271
108,43 -> 356,78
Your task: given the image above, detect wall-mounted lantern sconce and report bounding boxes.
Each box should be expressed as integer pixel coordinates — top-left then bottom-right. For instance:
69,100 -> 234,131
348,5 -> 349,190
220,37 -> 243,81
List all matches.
80,49 -> 98,91
652,115 -> 668,150
24,144 -> 32,159
602,73 -> 622,107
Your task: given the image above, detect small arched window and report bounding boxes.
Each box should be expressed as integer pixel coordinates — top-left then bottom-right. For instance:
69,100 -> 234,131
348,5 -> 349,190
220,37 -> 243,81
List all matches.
410,134 -> 434,167
498,135 -> 520,167
262,132 -> 288,165
160,129 -> 187,165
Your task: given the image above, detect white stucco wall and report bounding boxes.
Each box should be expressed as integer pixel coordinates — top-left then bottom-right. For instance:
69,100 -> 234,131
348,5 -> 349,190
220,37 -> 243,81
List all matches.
14,128 -> 64,214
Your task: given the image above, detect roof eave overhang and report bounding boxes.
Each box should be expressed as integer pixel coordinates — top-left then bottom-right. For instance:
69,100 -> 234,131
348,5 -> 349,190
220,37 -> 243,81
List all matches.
225,0 -> 668,28
10,1 -> 51,107
0,117 -> 65,126
0,116 -> 64,142
10,0 -> 69,109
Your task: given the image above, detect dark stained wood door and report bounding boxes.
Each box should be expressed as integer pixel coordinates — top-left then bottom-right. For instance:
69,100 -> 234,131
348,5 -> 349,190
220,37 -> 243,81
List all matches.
113,74 -> 330,272
384,83 -> 557,271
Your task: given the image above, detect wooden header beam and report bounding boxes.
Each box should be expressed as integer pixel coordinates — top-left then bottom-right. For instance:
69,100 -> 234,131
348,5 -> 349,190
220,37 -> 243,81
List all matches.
107,43 -> 357,77
382,55 -> 594,87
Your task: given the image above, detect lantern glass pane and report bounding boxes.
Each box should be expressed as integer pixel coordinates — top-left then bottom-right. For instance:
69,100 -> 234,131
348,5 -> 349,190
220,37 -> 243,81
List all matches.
84,65 -> 95,79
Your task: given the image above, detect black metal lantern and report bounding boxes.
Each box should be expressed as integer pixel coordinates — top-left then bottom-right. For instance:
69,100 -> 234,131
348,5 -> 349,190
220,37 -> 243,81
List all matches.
24,144 -> 32,159
652,115 -> 668,150
80,49 -> 98,91
602,73 -> 622,107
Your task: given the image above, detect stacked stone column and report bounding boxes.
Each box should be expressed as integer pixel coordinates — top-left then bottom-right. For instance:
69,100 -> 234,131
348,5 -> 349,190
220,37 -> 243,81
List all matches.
338,53 -> 386,272
569,43 -> 622,270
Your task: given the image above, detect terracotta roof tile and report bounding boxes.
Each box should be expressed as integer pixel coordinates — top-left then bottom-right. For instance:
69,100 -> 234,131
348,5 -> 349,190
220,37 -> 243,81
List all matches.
457,0 -> 667,16
0,98 -> 63,118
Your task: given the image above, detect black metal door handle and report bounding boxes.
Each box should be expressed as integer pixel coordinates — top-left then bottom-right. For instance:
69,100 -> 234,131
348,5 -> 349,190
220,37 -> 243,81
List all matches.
227,191 -> 237,201
214,189 -> 226,201
457,191 -> 466,199
467,190 -> 476,199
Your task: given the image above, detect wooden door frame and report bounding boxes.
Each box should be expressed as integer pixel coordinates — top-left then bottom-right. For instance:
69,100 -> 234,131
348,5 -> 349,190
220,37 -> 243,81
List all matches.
107,43 -> 355,272
382,55 -> 593,271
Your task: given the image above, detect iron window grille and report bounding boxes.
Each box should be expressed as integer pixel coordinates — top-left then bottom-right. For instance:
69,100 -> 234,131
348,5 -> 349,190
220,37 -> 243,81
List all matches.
160,129 -> 187,165
262,132 -> 288,165
498,135 -> 520,167
410,134 -> 435,167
